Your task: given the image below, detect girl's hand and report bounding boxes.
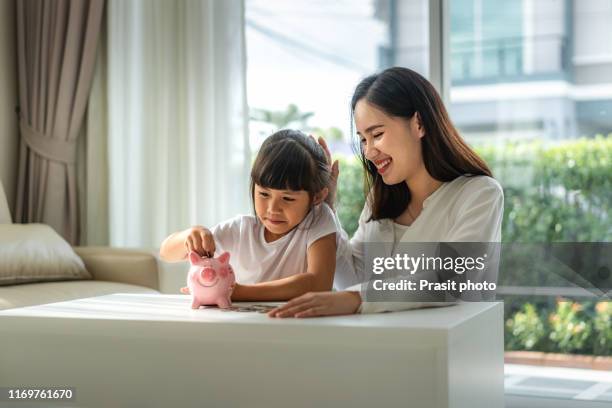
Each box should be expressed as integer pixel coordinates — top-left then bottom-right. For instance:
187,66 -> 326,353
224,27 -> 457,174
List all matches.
314,136 -> 339,210
185,226 -> 215,258
268,291 -> 361,318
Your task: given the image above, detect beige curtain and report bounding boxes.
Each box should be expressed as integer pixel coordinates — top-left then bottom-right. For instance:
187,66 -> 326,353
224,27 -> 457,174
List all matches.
77,15 -> 109,246
15,0 -> 104,244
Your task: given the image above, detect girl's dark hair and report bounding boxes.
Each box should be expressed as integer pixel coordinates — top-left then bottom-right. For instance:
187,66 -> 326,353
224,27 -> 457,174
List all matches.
351,66 -> 492,221
250,129 -> 330,207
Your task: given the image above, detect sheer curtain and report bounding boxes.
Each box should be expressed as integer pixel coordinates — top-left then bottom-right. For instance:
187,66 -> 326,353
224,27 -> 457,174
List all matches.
104,0 -> 250,248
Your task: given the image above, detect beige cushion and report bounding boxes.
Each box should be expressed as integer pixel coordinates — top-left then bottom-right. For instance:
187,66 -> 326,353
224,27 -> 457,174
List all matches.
0,224 -> 91,285
0,180 -> 10,224
0,280 -> 158,310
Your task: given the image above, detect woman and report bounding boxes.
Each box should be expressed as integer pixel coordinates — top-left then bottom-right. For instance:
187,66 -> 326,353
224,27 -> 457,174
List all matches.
269,67 -> 503,317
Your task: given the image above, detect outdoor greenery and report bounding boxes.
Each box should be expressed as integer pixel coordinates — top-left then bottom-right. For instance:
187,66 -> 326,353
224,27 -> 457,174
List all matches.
505,301 -> 611,356
250,104 -> 314,129
485,136 -> 611,243
335,156 -> 365,235
250,105 -> 346,142
505,303 -> 546,350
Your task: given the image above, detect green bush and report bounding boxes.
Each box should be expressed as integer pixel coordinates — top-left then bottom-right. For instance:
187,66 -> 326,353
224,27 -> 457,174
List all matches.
593,301 -> 612,356
505,303 -> 546,350
335,157 -> 366,236
548,301 -> 593,354
499,136 -> 612,242
504,300 -> 612,355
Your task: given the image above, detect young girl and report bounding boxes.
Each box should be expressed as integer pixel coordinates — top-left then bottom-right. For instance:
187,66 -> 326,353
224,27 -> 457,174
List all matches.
160,129 -> 350,301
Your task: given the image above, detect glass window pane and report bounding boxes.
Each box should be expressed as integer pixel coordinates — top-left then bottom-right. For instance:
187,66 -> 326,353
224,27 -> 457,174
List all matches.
246,0 -> 389,151
449,0 -> 612,403
246,0 -> 430,151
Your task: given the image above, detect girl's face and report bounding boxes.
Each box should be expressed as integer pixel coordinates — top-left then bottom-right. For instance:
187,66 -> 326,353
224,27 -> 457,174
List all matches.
354,99 -> 425,185
254,184 -> 316,242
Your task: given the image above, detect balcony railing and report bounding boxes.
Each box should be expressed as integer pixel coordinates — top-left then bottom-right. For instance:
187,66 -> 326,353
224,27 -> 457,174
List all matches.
451,34 -> 569,84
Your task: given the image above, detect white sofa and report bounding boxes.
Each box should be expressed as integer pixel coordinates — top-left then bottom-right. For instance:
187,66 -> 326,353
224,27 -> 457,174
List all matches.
0,180 -> 161,310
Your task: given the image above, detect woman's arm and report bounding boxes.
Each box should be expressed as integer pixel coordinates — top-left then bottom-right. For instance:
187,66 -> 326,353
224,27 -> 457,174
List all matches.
231,233 -> 336,301
269,291 -> 362,318
268,279 -> 453,318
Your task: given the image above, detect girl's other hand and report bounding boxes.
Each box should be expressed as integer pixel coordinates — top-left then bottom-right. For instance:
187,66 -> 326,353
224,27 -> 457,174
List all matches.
313,135 -> 339,210
268,291 -> 361,318
185,226 -> 215,258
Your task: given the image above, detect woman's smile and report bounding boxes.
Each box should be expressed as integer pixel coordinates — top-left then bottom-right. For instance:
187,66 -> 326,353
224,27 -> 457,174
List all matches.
373,157 -> 393,174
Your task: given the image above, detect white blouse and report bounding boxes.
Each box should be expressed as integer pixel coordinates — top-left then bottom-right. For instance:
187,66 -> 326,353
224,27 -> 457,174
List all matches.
334,175 -> 504,314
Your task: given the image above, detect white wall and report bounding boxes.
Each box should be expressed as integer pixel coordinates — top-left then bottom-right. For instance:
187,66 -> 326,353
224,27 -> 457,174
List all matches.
522,0 -> 565,75
574,0 -> 612,60
395,0 -> 430,77
573,0 -> 612,84
0,0 -> 19,217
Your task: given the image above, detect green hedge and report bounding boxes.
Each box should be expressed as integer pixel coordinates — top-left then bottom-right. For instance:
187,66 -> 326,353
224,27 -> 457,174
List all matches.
506,301 -> 611,356
335,157 -> 366,236
488,136 -> 611,242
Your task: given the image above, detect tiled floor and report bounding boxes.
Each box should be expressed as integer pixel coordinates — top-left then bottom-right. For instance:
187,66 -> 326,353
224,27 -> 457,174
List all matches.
505,364 -> 612,403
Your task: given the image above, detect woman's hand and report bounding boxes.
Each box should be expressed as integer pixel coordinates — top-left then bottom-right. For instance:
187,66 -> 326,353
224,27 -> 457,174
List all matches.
185,226 -> 215,258
268,291 -> 361,318
314,136 -> 339,210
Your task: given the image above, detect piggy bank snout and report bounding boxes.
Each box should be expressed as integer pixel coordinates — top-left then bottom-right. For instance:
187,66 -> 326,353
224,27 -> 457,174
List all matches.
200,268 -> 217,282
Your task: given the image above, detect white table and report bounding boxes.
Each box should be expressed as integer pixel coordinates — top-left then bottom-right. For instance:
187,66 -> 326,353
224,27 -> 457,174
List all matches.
0,294 -> 504,408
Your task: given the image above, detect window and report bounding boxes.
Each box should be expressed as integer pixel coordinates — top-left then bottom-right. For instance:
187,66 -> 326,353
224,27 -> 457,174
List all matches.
448,0 -> 612,404
246,0 -> 429,152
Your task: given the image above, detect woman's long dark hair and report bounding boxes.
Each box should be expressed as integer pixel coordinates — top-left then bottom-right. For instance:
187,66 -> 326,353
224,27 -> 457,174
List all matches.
351,67 -> 492,221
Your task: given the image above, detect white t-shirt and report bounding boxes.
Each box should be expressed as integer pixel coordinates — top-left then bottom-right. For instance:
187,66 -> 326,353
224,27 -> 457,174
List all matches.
211,203 -> 351,284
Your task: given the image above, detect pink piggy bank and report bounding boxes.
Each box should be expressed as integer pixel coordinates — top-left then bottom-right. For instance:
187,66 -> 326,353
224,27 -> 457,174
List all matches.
180,251 -> 235,309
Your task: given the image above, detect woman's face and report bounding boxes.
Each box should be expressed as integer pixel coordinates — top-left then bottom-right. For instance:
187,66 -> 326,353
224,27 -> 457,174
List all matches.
354,99 -> 425,185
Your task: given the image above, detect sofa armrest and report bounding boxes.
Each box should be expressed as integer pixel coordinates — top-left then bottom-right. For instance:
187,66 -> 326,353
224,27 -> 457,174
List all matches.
155,256 -> 189,294
73,247 -> 159,291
